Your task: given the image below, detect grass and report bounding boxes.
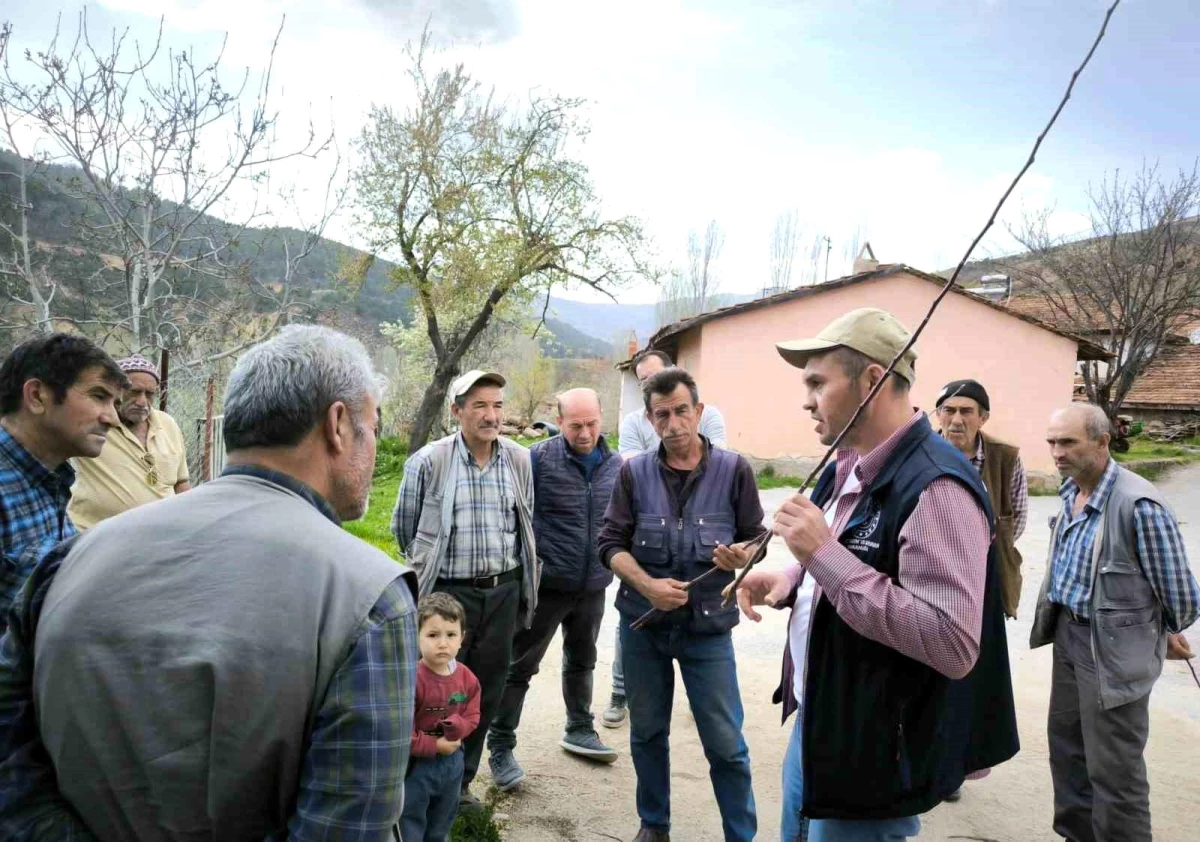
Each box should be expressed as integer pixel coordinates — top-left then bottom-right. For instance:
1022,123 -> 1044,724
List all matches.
450,799 -> 504,842
342,437 -> 407,560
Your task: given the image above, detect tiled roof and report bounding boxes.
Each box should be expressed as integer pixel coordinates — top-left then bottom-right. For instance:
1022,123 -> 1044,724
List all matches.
1122,344 -> 1200,409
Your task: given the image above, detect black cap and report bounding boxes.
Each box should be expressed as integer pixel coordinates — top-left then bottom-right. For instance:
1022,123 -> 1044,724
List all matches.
936,379 -> 990,412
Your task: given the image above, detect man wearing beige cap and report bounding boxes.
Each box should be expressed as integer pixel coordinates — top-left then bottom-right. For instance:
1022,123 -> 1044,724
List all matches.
730,309 -> 1018,841
392,369 -> 538,812
68,354 -> 191,529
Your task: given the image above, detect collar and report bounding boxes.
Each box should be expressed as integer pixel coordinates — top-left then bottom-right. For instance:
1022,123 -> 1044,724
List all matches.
220,463 -> 341,525
114,409 -> 161,447
0,423 -> 76,489
834,409 -> 925,489
973,434 -> 986,464
655,434 -> 711,472
565,435 -> 610,462
456,432 -> 499,468
1059,457 -> 1119,515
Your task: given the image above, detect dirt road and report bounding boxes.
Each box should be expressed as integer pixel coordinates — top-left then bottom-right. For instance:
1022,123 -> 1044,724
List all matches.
485,465 -> 1200,841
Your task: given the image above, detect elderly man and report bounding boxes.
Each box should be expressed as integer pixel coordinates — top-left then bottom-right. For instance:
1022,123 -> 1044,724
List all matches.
393,370 -> 538,812
599,367 -> 764,842
1031,404 -> 1199,842
0,325 -> 418,841
734,308 -> 1018,842
0,333 -> 126,629
68,354 -> 190,530
487,388 -> 622,791
604,348 -> 729,728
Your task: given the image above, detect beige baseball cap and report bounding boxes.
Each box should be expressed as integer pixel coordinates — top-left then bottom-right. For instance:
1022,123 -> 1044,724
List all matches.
775,308 -> 917,384
450,369 -> 507,401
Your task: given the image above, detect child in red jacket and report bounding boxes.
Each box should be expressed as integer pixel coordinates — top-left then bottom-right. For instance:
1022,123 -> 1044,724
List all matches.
401,593 -> 482,842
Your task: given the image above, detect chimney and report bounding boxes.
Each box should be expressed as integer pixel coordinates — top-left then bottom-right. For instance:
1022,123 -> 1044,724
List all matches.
626,333 -> 639,359
853,242 -> 879,274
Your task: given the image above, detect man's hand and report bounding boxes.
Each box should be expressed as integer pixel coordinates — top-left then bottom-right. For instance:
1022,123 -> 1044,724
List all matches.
713,541 -> 754,571
643,577 -> 689,612
1167,632 -> 1194,660
772,493 -> 833,565
435,737 -> 462,755
721,568 -> 793,622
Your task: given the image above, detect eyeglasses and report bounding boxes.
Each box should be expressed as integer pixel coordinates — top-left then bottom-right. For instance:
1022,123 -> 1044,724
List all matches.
142,451 -> 158,486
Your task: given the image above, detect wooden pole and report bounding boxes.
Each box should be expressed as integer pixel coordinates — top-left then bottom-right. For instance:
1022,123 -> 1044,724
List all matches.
203,374 -> 216,482
158,348 -> 170,412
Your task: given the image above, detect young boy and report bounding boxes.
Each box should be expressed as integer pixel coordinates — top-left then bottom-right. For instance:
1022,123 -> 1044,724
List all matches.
401,592 -> 482,842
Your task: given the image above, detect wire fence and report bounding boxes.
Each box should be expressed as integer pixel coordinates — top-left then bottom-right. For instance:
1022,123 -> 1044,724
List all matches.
159,354 -> 229,483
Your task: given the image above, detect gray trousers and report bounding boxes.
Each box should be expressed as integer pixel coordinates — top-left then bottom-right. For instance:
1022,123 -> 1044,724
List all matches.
1048,614 -> 1152,842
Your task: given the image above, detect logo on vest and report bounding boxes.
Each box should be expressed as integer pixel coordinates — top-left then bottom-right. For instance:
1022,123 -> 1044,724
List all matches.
845,499 -> 882,552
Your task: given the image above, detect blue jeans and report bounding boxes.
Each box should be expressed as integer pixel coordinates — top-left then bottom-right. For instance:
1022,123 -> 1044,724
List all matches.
401,750 -> 464,842
620,617 -> 756,841
781,712 -> 921,842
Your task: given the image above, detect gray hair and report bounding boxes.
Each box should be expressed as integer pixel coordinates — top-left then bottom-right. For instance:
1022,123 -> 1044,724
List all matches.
223,325 -> 384,451
1076,403 -> 1113,442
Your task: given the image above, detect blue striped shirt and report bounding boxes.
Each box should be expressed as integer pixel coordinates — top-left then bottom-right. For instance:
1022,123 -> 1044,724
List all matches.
0,425 -> 76,633
1048,459 -> 1199,633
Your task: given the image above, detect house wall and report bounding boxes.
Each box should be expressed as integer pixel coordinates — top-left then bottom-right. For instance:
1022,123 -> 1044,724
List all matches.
687,273 -> 1078,474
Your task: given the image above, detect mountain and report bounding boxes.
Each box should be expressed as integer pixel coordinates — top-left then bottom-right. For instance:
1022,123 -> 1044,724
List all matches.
538,292 -> 758,347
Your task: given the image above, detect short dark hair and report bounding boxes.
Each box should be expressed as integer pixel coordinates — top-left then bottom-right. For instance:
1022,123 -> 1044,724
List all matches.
826,347 -> 909,395
418,592 -> 466,630
632,349 -> 672,375
642,367 -> 700,412
0,333 -> 127,416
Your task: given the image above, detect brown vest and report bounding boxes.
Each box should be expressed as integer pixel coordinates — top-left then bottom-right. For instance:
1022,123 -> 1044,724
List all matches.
979,432 -> 1023,618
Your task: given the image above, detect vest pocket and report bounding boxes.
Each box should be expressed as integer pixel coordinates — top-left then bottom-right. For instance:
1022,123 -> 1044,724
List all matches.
1093,613 -> 1163,686
1095,560 -> 1154,610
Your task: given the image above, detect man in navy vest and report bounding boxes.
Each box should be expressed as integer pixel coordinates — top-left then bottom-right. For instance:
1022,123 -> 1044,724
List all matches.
486,388 -> 621,790
731,308 -> 1018,842
598,367 -> 766,842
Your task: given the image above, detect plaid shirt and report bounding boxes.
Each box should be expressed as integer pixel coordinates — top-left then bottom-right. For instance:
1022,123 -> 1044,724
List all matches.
1048,458 -> 1199,632
0,468 -> 418,841
0,425 -> 76,634
970,435 -> 1028,540
394,434 -> 520,580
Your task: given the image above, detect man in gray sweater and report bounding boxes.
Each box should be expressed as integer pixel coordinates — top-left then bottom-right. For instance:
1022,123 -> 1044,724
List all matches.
0,325 -> 418,841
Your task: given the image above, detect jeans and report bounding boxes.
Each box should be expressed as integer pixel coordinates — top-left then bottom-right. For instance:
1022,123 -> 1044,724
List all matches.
400,750 -> 464,842
488,587 -> 607,752
611,624 -> 625,696
620,617 -> 756,842
781,711 -> 921,842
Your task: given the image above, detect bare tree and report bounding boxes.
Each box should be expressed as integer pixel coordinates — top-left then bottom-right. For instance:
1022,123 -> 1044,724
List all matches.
0,12 -> 339,361
769,210 -> 800,291
354,32 -> 650,449
686,220 -> 724,311
1003,162 -> 1200,418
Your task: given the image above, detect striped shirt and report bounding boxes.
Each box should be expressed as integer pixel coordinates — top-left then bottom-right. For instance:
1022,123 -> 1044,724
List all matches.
0,424 -> 76,631
970,435 -> 1028,540
394,434 -> 520,580
1048,458 -> 1199,632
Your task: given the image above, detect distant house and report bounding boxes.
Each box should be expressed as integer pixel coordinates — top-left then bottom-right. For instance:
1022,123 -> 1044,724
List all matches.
617,263 -> 1108,476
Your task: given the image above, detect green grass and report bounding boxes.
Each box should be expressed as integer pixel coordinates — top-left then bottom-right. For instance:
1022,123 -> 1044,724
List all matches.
450,800 -> 504,842
342,438 -> 407,560
1112,436 -> 1200,465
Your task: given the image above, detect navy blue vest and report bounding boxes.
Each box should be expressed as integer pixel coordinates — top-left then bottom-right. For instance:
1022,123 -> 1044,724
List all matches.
618,446 -> 741,634
529,435 -> 620,592
801,416 -> 1019,820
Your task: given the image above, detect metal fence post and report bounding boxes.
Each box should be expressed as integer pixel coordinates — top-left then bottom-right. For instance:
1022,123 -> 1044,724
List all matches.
203,375 -> 216,482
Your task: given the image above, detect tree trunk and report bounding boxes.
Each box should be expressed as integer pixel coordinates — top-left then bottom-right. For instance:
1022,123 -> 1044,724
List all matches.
408,366 -> 458,451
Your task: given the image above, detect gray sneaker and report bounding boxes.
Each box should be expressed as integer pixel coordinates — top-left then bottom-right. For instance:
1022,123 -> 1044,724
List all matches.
488,749 -> 526,791
560,729 -> 618,763
601,693 -> 627,728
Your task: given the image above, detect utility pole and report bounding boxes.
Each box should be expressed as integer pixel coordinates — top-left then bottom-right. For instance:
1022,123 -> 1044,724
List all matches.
823,236 -> 832,282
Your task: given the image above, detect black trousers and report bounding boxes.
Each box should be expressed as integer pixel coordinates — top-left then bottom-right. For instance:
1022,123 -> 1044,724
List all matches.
487,587 -> 607,753
433,576 -> 522,789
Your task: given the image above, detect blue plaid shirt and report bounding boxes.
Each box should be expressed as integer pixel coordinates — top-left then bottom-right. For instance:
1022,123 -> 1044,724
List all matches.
0,425 -> 76,634
1048,458 -> 1199,633
0,466 -> 418,841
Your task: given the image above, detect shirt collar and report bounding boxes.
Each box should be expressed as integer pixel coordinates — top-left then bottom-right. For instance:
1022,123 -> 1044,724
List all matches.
456,432 -> 499,468
1059,457 -> 1120,515
0,423 -> 76,490
835,409 -> 926,489
974,434 -> 986,464
220,463 -> 341,525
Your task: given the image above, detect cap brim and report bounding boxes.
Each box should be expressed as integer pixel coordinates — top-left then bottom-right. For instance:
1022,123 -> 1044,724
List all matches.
775,338 -> 841,369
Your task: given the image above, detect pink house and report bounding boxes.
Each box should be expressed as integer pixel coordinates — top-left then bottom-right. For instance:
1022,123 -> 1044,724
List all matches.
618,264 -> 1109,477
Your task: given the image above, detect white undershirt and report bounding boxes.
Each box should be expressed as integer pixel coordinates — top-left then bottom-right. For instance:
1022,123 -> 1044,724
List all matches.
789,470 -> 861,704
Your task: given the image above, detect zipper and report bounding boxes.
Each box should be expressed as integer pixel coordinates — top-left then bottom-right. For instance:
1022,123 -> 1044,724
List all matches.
581,480 -> 593,591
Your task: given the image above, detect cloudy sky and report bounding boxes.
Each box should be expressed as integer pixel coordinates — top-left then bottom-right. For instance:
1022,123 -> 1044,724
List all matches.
4,0 -> 1197,304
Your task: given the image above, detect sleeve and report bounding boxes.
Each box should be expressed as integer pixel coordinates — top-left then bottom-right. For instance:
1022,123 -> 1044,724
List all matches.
170,417 -> 190,484
1132,499 -> 1200,634
408,672 -> 438,759
1010,453 -> 1028,541
597,462 -> 637,568
699,404 -> 728,449
731,456 -> 768,543
440,666 -> 482,743
618,412 -> 646,456
804,478 -> 990,679
285,578 -> 418,841
0,537 -> 98,842
391,452 -> 428,555
530,447 -> 540,497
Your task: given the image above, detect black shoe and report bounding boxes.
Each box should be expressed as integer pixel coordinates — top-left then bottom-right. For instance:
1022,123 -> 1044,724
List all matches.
457,788 -> 483,815
944,787 -> 963,803
632,829 -> 670,842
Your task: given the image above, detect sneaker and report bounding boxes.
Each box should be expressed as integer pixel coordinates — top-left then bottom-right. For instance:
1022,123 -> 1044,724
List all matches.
560,729 -> 618,763
601,693 -> 627,728
457,787 -> 483,814
488,749 -> 526,791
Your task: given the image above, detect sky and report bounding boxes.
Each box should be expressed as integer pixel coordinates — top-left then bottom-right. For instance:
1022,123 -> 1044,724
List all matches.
3,0 -> 1198,305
